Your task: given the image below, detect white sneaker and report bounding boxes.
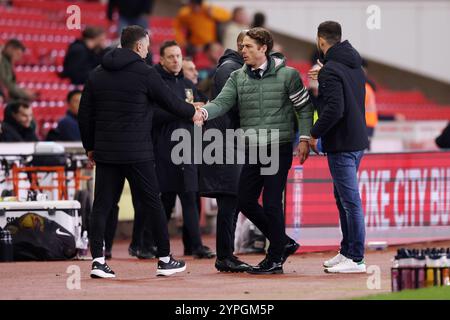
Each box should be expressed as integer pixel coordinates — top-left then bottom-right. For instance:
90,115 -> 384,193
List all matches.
323,252 -> 347,268
324,258 -> 366,274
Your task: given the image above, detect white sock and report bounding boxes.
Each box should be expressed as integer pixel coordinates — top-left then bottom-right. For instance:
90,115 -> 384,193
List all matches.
93,257 -> 105,264
159,256 -> 170,263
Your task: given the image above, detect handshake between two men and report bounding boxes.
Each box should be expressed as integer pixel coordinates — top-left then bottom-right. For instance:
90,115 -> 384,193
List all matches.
188,102 -> 318,165
191,102 -> 207,127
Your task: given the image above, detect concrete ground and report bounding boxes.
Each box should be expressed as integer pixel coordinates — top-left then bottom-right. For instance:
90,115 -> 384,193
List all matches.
1,237 -> 449,300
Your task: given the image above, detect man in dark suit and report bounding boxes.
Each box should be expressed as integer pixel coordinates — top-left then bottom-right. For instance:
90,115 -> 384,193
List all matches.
151,40 -> 214,259
309,21 -> 369,274
78,25 -> 203,278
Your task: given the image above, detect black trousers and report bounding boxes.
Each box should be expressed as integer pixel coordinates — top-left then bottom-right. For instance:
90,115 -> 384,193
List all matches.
129,192 -> 156,251
162,191 -> 203,251
104,204 -> 119,253
102,179 -> 155,253
90,161 -> 170,258
237,144 -> 293,261
216,194 -> 239,260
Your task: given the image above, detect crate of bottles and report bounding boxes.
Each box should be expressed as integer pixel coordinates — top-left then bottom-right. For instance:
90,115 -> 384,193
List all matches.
391,248 -> 450,292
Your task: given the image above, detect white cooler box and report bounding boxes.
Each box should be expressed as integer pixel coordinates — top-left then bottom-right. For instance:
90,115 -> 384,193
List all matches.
0,200 -> 82,248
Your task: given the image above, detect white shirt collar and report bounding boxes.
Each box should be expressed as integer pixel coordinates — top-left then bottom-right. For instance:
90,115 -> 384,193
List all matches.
252,60 -> 268,72
251,60 -> 268,78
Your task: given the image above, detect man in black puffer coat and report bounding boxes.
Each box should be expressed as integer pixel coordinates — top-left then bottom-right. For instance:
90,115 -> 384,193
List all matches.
198,31 -> 251,272
78,26 -> 202,279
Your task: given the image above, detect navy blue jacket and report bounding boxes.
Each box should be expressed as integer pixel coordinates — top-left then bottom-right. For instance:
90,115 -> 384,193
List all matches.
310,40 -> 369,152
56,111 -> 81,141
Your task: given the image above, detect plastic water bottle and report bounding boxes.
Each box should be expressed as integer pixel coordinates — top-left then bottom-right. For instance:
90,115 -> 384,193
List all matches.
391,256 -> 400,292
79,230 -> 89,257
0,229 -> 14,262
425,253 -> 441,287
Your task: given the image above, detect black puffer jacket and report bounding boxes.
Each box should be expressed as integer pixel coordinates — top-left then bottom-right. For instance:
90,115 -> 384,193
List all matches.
152,64 -> 207,192
311,40 -> 369,152
62,39 -> 103,85
199,49 -> 243,197
78,48 -> 195,164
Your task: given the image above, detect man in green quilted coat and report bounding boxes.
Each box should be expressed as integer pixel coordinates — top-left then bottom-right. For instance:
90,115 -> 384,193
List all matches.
197,28 -> 314,274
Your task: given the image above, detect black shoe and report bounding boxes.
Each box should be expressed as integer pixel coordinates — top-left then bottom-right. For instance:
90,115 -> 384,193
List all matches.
128,245 -> 140,257
247,256 -> 283,275
137,249 -> 156,259
156,255 -> 186,276
215,256 -> 251,273
90,261 -> 116,278
282,239 -> 300,263
193,246 -> 216,259
184,248 -> 193,256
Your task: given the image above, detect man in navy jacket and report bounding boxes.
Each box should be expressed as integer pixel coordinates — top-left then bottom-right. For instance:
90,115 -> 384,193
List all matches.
309,21 -> 369,274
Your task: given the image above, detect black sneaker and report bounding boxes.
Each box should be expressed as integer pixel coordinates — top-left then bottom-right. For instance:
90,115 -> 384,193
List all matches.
156,255 -> 186,276
215,256 -> 251,273
193,246 -> 216,259
90,261 -> 116,278
282,239 -> 300,263
137,249 -> 156,259
247,256 -> 283,275
128,245 -> 140,257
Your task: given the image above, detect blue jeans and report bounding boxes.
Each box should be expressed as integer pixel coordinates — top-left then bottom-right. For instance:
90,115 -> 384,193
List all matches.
327,151 -> 365,261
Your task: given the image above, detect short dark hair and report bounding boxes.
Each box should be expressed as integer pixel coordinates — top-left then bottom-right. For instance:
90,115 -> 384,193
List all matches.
4,39 -> 26,51
251,12 -> 266,28
317,21 -> 342,45
82,26 -> 105,40
159,40 -> 180,57
8,101 -> 29,114
245,27 -> 273,55
67,89 -> 82,103
121,25 -> 148,49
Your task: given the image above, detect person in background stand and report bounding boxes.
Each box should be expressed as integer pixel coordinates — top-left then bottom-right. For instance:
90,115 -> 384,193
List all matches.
250,12 -> 266,29
107,0 -> 154,36
0,39 -> 37,101
174,0 -> 230,56
222,7 -> 249,52
0,101 -> 38,142
362,60 -> 378,151
51,90 -> 82,141
182,57 -> 200,85
62,26 -> 107,85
